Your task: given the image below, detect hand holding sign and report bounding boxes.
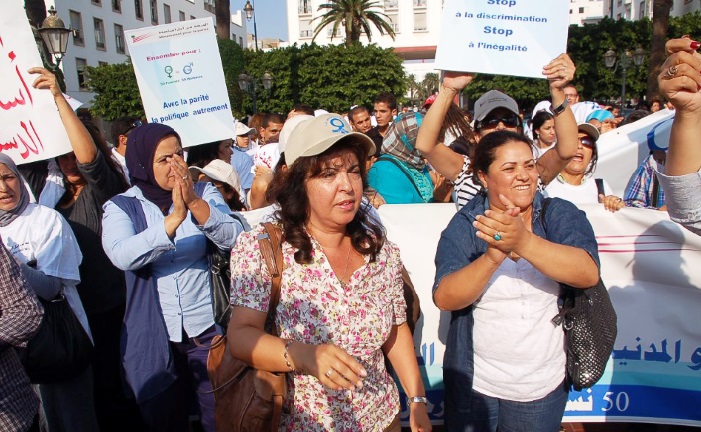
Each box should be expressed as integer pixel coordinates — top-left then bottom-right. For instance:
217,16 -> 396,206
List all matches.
441,71 -> 476,93
542,53 -> 576,91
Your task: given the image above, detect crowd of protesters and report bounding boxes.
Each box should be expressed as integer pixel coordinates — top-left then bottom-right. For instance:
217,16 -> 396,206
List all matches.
2,36 -> 701,432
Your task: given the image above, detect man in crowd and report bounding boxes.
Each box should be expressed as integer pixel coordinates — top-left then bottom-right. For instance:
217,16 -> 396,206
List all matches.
564,84 -> 580,105
349,105 -> 382,159
372,92 -> 398,140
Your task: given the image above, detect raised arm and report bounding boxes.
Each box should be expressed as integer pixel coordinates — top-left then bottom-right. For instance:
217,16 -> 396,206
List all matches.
537,54 -> 579,186
415,72 -> 474,181
658,38 -> 701,176
30,67 -> 98,164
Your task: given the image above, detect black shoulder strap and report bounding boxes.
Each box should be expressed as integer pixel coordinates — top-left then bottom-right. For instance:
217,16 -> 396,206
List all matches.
539,197 -> 552,232
595,178 -> 605,197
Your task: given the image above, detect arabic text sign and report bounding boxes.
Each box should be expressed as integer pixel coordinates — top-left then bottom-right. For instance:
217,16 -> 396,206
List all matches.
0,1 -> 72,164
126,18 -> 234,148
435,0 -> 569,79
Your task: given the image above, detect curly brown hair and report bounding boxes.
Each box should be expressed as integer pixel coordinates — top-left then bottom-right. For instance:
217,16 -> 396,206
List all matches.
266,137 -> 385,265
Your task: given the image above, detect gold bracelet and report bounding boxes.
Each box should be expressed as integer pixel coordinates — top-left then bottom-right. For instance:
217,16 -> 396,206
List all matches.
283,339 -> 296,372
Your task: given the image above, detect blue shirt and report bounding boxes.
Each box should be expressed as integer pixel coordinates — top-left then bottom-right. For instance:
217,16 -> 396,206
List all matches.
367,156 -> 433,204
102,183 -> 241,341
433,192 -> 599,428
231,147 -> 254,191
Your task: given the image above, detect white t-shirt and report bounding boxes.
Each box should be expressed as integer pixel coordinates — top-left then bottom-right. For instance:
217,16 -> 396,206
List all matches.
472,257 -> 565,401
543,175 -> 613,204
252,142 -> 281,170
0,203 -> 91,340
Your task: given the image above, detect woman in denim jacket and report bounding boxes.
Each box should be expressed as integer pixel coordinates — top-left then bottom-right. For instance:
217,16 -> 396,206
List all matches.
433,130 -> 600,432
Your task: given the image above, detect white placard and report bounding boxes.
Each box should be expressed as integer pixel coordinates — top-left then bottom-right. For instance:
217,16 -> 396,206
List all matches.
435,0 -> 569,79
0,1 -> 72,164
126,18 -> 234,148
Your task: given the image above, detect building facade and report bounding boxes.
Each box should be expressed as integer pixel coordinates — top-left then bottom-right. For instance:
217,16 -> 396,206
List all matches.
569,0 -> 606,25
46,0 -> 246,103
603,0 -> 701,21
285,0 -> 444,85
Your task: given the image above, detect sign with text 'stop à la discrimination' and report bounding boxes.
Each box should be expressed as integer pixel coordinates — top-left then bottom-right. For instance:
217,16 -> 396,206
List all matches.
0,1 -> 72,165
435,0 -> 569,79
126,17 -> 234,148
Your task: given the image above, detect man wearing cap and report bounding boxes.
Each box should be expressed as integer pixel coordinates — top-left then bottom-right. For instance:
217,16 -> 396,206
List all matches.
232,121 -> 255,196
586,109 -> 616,134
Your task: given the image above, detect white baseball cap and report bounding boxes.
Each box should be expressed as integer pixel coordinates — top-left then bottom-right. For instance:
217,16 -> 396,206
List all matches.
278,114 -> 314,154
234,121 -> 254,136
284,114 -> 375,167
189,159 -> 242,191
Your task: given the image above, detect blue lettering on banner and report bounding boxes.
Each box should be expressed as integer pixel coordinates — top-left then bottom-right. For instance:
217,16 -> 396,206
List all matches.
487,0 -> 517,7
484,26 -> 513,37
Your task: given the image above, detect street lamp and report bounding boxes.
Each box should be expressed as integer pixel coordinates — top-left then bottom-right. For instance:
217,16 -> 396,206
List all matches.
603,46 -> 646,108
238,71 -> 273,114
243,0 -> 259,51
38,6 -> 73,69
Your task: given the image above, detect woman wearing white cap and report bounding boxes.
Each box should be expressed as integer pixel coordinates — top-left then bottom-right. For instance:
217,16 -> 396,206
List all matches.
228,114 -> 431,431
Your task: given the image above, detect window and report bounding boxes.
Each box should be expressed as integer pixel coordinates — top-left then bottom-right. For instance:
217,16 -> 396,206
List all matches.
639,1 -> 645,18
164,4 -> 171,23
114,24 -> 125,53
299,0 -> 312,14
179,10 -> 185,21
150,0 -> 158,24
99,61 -> 108,66
112,0 -> 121,12
92,0 -> 101,5
384,0 -> 398,10
239,36 -> 243,47
414,12 -> 427,31
386,13 -> 399,32
579,7 -> 584,13
76,58 -> 88,90
191,15 -> 196,20
94,18 -> 106,50
204,0 -> 215,13
135,0 -> 143,19
69,10 -> 84,46
413,0 -> 427,7
299,20 -> 313,38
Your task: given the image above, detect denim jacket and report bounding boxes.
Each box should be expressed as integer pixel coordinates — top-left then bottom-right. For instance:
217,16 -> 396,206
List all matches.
433,192 -> 599,431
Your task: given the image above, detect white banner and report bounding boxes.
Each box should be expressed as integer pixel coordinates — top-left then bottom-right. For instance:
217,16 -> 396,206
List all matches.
126,18 -> 234,148
0,1 -> 72,164
435,0 -> 569,78
377,203 -> 701,426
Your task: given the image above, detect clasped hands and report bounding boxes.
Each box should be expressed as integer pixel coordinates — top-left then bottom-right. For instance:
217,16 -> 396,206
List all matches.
472,194 -> 532,263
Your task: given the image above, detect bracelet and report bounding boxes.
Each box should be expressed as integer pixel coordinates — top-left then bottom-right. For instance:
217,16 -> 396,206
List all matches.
283,339 -> 296,372
407,396 -> 428,405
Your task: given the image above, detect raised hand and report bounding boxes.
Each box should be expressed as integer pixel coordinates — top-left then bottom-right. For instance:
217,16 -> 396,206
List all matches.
659,37 -> 701,113
441,71 -> 475,93
28,67 -> 62,98
543,53 -> 576,92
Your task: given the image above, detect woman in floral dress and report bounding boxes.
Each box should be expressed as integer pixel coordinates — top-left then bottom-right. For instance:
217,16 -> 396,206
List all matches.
228,114 -> 431,432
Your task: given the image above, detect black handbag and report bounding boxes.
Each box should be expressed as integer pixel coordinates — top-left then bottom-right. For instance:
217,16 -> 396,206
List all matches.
19,291 -> 94,384
207,240 -> 232,331
541,198 -> 618,391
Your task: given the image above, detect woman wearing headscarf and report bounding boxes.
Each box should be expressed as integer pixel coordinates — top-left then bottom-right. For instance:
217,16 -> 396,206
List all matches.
367,112 -> 436,204
0,154 -> 97,432
30,67 -> 143,431
101,123 -> 242,432
228,114 -> 431,431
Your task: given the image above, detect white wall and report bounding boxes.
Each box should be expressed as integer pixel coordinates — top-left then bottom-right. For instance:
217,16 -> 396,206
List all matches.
569,0 -> 605,25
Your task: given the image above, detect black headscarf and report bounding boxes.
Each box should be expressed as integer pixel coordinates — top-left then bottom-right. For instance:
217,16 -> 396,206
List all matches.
125,123 -> 181,213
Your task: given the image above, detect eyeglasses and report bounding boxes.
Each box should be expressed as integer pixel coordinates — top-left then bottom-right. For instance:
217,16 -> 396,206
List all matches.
124,120 -> 144,135
579,137 -> 596,148
478,114 -> 520,129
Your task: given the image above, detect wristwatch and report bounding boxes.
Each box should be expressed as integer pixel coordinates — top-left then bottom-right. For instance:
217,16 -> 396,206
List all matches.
407,396 -> 428,404
551,98 -> 569,116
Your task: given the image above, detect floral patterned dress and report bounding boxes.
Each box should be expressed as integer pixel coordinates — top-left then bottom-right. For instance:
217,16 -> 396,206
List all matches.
230,225 -> 407,431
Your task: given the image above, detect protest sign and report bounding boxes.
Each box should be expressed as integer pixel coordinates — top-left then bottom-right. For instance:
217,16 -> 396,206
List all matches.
126,18 -> 234,147
435,0 -> 569,79
0,1 -> 73,164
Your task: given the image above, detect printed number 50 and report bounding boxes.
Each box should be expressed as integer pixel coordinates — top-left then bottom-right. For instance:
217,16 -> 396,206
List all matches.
601,391 -> 630,412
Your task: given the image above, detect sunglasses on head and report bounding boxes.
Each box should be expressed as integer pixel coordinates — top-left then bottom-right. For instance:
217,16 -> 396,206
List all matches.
124,120 -> 144,135
478,113 -> 520,129
579,136 -> 596,148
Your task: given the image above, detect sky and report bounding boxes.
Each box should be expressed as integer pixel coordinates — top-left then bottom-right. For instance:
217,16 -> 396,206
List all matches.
241,0 -> 290,41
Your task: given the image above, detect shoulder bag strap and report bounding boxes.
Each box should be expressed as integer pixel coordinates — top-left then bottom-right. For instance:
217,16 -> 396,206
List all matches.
651,175 -> 660,208
595,178 -> 606,198
258,222 -> 284,336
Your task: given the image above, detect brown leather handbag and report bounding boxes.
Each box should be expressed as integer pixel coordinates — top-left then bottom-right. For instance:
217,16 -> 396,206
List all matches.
207,222 -> 287,432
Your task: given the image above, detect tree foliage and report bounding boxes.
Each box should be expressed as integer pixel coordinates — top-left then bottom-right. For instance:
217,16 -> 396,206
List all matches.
311,0 -> 396,46
85,60 -> 143,120
241,43 -> 405,114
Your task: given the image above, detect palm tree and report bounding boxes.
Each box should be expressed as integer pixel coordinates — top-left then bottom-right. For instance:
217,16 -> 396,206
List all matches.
312,0 -> 396,46
647,0 -> 673,100
421,73 -> 440,100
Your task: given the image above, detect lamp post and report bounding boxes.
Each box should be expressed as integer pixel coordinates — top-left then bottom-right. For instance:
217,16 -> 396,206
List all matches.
243,0 -> 258,51
603,47 -> 646,108
238,71 -> 273,114
37,6 -> 73,69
